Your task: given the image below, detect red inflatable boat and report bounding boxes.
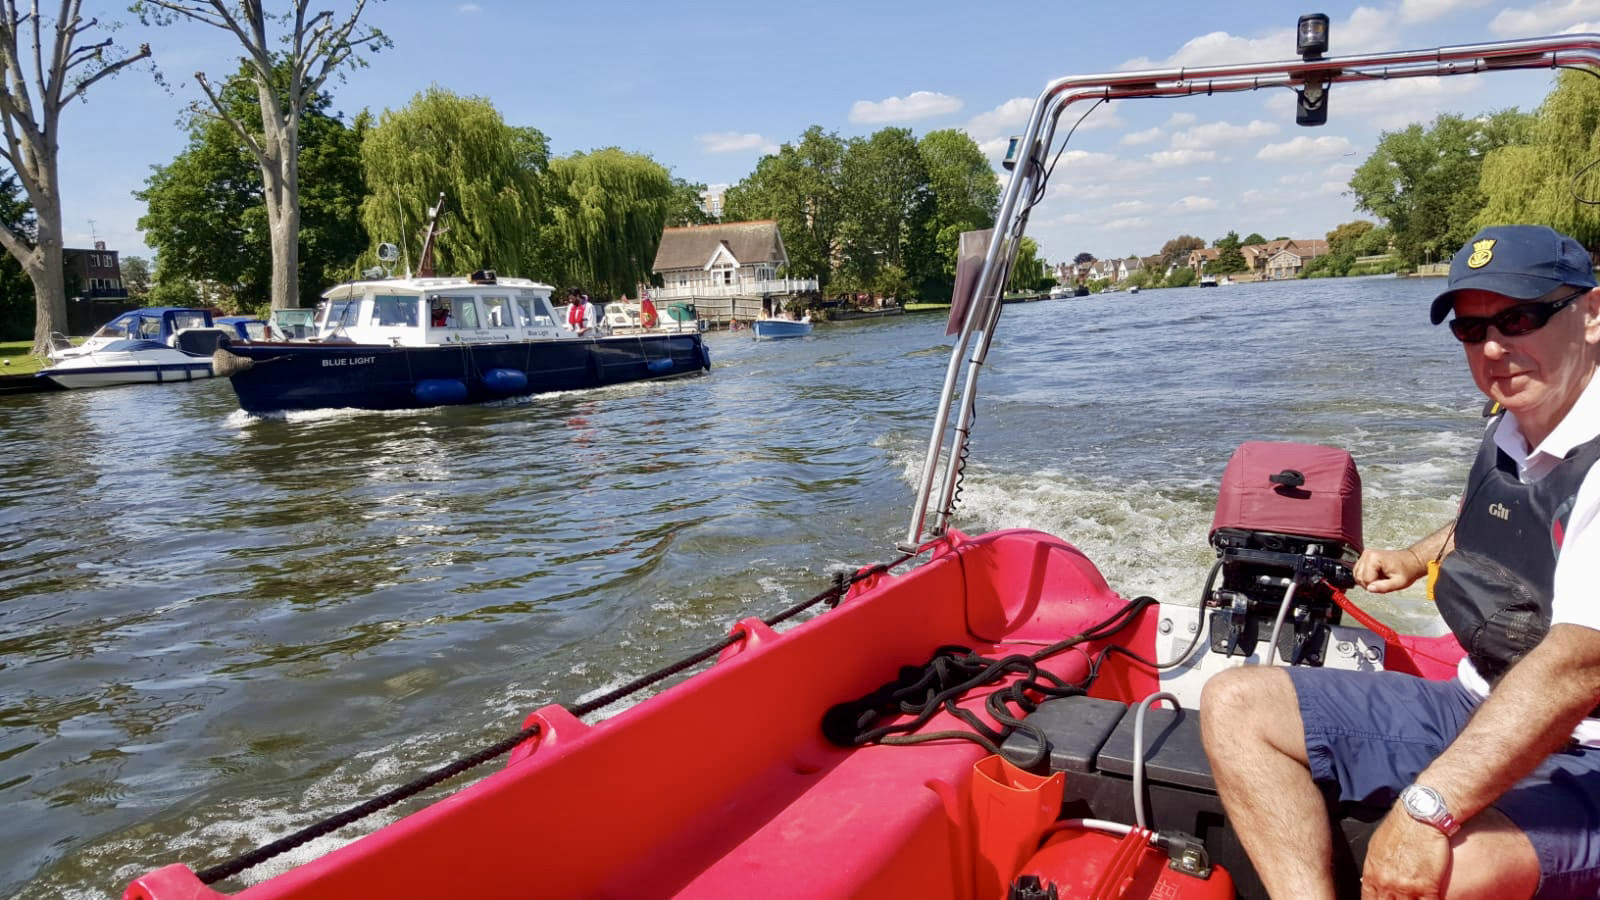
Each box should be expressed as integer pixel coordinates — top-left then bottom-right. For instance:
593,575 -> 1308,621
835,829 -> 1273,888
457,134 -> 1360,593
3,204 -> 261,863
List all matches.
125,25 -> 1598,900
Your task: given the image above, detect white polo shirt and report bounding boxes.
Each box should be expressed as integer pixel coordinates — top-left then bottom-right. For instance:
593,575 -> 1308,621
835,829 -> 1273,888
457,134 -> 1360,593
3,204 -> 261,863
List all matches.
1455,370 -> 1600,745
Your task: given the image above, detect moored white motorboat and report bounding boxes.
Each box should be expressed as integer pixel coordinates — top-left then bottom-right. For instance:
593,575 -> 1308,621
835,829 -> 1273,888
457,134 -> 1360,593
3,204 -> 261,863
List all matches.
38,307 -> 231,390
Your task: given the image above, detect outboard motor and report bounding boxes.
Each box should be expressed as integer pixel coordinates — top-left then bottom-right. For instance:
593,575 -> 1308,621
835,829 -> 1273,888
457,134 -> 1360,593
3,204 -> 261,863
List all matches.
1206,441 -> 1362,665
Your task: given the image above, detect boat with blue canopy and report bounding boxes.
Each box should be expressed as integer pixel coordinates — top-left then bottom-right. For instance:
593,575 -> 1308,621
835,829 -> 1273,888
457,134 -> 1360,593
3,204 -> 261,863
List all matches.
38,307 -> 232,390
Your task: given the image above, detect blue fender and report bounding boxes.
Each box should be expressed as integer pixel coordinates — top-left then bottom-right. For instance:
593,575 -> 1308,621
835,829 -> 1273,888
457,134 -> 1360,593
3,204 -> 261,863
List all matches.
483,367 -> 529,393
414,378 -> 468,405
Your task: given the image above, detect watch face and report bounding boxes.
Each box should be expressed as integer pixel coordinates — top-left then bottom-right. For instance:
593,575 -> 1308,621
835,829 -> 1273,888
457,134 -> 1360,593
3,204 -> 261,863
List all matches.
1405,787 -> 1441,817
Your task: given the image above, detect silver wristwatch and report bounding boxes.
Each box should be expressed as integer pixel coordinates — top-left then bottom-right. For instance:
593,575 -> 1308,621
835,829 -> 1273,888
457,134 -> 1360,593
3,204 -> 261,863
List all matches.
1399,784 -> 1460,837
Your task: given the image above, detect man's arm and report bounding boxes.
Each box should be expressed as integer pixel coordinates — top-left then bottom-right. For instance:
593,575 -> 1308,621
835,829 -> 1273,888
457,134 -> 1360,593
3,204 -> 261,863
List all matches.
1361,624 -> 1600,895
1354,521 -> 1456,594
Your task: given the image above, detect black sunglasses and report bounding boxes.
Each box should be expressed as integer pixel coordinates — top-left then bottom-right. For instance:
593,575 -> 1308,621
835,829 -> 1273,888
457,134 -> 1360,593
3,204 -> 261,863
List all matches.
1448,288 -> 1588,344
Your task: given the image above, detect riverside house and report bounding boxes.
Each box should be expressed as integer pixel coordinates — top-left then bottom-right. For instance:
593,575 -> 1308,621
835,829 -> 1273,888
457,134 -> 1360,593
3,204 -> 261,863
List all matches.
650,220 -> 818,322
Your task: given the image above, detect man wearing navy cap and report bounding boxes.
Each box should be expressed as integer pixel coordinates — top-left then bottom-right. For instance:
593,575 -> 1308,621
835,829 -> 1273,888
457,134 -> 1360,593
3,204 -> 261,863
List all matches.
1203,224 -> 1600,898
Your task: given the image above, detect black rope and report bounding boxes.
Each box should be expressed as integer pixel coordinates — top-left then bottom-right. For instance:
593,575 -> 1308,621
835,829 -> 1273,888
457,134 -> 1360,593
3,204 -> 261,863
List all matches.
821,595 -> 1157,768
194,550 -> 922,886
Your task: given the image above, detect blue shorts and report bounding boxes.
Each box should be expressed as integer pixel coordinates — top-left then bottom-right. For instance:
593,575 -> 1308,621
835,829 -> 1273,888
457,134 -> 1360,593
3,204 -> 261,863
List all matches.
1286,666 -> 1600,897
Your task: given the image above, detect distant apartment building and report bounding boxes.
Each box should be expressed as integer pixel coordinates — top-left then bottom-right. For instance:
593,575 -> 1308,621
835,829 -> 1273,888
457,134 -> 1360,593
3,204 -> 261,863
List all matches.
699,188 -> 726,220
65,241 -> 127,300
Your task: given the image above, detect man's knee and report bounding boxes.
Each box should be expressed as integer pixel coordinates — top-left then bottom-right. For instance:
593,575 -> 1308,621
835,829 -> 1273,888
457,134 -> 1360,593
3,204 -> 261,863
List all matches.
1445,807 -> 1539,900
1200,666 -> 1306,760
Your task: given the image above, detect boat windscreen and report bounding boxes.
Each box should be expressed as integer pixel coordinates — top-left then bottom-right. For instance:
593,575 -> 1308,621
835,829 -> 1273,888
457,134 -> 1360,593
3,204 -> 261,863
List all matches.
326,299 -> 360,328
372,295 -> 419,327
170,310 -> 208,331
92,314 -> 136,338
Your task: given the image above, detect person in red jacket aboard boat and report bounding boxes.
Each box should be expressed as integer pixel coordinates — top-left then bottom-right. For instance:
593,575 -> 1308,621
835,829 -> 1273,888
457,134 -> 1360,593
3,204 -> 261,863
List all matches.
1202,225 -> 1600,899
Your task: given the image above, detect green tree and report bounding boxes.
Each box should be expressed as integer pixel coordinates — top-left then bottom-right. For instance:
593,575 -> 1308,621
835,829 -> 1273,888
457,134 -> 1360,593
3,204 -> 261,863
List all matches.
1350,110 -> 1533,265
667,177 -> 712,227
0,173 -> 35,340
1477,71 -> 1600,248
1159,235 -> 1205,268
1211,231 -> 1247,274
838,128 -> 932,293
136,0 -> 388,310
1007,236 -> 1047,292
1242,232 -> 1267,246
917,129 -> 997,297
121,256 -> 153,302
1165,267 -> 1197,288
0,4 -> 148,353
724,126 -> 848,288
1073,251 -> 1096,265
540,148 -> 676,297
360,87 -> 547,279
139,65 -> 368,308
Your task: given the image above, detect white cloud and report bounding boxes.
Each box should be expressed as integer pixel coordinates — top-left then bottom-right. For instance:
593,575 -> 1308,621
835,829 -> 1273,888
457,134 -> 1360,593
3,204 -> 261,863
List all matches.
966,97 -> 1034,140
1319,180 -> 1349,195
1341,6 -> 1401,50
457,2 -> 481,11
1110,200 -> 1151,213
1195,175 -> 1213,183
1562,20 -> 1600,31
1148,148 -> 1217,167
1170,119 -> 1280,150
1256,135 -> 1357,161
1490,0 -> 1600,35
1400,0 -> 1493,22
850,90 -> 964,124
1121,29 -> 1291,70
1167,113 -> 1198,128
1104,217 -> 1149,231
977,137 -> 1013,158
696,132 -> 779,155
1121,127 -> 1162,146
1172,195 -> 1218,211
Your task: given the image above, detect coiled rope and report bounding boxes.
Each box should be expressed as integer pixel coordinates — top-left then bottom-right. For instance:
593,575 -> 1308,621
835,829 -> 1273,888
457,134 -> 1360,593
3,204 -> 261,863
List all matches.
194,551 -> 921,886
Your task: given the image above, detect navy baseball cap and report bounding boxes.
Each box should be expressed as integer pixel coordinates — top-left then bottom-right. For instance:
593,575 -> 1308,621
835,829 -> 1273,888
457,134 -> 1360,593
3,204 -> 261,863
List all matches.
1430,225 -> 1596,324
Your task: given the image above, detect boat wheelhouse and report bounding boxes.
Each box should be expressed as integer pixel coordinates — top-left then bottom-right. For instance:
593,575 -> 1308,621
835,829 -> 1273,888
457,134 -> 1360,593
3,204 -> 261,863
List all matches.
215,271 -> 710,413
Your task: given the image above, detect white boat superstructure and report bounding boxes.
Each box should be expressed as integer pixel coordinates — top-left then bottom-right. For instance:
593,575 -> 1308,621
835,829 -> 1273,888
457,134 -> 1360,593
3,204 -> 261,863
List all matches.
315,272 -> 573,347
40,307 -> 231,390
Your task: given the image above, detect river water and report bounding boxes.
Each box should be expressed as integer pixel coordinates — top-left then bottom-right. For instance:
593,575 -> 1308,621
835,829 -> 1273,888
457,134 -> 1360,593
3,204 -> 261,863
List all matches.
3,275 -> 1482,898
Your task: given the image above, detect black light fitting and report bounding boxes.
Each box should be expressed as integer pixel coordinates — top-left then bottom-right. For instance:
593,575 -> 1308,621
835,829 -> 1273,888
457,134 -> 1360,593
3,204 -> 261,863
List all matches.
1297,13 -> 1330,59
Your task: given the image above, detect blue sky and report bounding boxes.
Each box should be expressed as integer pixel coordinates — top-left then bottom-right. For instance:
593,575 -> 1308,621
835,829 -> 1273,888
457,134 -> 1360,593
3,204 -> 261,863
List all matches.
56,0 -> 1600,272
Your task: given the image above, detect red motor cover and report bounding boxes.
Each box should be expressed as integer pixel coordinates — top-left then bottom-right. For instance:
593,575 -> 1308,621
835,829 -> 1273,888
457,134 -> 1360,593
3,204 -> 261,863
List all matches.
1210,441 -> 1362,552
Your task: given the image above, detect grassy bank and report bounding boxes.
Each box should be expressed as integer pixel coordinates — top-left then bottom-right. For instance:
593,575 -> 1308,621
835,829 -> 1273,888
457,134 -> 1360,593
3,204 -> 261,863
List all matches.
903,302 -> 952,313
0,341 -> 45,375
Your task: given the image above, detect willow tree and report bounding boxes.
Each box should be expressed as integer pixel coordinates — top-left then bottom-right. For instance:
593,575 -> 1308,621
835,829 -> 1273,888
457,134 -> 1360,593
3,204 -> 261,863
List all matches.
540,148 -> 673,296
1477,71 -> 1600,249
359,87 -> 546,276
0,2 -> 148,353
135,0 -> 388,310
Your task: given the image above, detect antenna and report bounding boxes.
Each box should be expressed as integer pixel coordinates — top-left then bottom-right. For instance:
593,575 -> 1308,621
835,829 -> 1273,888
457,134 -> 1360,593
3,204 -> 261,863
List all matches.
393,188 -> 413,278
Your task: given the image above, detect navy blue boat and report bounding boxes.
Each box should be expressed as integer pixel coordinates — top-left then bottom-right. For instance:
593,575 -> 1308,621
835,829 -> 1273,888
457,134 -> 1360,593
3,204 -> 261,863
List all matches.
215,272 -> 710,414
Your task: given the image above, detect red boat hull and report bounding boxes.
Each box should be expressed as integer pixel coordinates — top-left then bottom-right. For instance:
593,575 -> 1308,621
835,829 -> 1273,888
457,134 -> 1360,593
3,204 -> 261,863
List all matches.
126,528 -> 1463,899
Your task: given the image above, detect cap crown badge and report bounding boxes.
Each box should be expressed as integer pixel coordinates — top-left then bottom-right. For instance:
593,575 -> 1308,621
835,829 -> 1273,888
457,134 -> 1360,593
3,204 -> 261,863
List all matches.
1466,238 -> 1496,269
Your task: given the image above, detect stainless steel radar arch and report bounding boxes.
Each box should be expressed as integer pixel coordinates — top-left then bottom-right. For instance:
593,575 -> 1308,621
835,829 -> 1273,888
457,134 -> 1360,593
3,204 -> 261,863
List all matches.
902,32 -> 1600,551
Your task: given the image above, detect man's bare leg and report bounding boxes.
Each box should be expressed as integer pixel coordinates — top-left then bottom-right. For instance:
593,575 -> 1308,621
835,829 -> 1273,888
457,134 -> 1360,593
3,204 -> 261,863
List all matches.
1443,807 -> 1539,899
1200,666 -> 1336,899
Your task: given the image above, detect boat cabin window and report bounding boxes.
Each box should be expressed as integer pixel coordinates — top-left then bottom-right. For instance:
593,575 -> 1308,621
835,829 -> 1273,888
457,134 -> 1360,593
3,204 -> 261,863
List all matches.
515,295 -> 556,327
448,296 -> 479,329
325,299 -> 360,329
372,294 -> 419,328
481,295 -> 512,327
135,316 -> 163,340
170,310 -> 208,331
93,313 -> 136,339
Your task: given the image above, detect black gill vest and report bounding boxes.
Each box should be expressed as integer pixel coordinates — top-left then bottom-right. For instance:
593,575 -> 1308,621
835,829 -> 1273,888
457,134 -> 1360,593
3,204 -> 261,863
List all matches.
1434,415 -> 1600,686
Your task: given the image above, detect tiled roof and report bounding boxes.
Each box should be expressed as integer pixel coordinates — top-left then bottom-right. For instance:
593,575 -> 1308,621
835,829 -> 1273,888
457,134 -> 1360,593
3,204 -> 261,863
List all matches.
652,220 -> 787,272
